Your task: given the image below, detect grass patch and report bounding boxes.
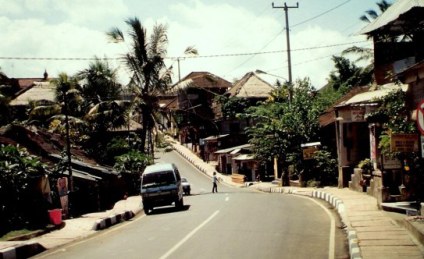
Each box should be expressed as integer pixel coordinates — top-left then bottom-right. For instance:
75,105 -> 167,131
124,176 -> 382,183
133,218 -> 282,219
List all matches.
0,229 -> 35,241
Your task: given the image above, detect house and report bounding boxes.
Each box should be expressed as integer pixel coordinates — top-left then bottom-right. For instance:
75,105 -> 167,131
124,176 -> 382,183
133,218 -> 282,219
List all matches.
330,0 -> 424,203
358,0 -> 424,86
7,71 -> 53,120
218,71 -> 274,136
0,124 -> 127,216
211,72 -> 274,181
160,71 -> 232,155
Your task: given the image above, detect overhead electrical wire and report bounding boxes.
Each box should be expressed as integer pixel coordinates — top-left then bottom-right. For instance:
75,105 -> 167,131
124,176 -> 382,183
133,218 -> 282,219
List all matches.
0,41 -> 368,61
226,0 -> 353,74
291,0 -> 351,28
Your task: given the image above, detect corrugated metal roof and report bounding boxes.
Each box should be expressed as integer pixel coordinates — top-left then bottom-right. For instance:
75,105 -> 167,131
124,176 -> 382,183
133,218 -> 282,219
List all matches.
340,83 -> 408,106
215,144 -> 251,154
233,154 -> 255,161
10,81 -> 56,106
358,0 -> 424,35
203,134 -> 229,141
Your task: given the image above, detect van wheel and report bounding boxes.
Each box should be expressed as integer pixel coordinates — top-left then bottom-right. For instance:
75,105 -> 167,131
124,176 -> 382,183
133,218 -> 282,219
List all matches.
143,203 -> 150,215
144,207 -> 150,215
176,198 -> 184,210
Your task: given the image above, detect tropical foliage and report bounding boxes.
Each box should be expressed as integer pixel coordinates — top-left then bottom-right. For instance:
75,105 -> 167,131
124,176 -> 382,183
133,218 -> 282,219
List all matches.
107,17 -> 172,157
366,89 -> 417,156
244,78 -> 325,185
215,95 -> 250,119
0,145 -> 49,235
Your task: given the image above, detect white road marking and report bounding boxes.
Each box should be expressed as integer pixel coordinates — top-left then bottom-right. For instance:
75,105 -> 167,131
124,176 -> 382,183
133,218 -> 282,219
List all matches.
307,197 -> 336,259
159,210 -> 220,259
225,197 -> 229,202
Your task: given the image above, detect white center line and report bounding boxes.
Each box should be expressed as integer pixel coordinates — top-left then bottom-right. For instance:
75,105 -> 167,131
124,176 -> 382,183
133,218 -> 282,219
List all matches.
309,198 -> 335,259
160,210 -> 220,259
225,197 -> 229,202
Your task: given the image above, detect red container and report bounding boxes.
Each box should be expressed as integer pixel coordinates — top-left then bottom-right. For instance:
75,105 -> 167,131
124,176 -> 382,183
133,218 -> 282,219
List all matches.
48,209 -> 63,225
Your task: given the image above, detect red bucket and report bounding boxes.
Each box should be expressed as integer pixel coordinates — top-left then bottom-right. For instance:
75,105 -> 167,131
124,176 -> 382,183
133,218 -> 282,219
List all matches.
48,209 -> 63,225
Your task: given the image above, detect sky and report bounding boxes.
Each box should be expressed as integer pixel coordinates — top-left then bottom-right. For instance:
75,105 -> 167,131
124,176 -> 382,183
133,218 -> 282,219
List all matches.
0,0 -> 381,89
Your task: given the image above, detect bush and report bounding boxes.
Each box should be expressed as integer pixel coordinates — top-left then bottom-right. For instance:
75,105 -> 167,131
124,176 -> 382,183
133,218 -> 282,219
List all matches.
0,145 -> 49,235
114,150 -> 153,195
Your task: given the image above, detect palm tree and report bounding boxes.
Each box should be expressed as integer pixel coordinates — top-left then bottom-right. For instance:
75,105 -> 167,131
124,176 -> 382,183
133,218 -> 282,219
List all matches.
107,17 -> 172,156
75,58 -> 122,110
342,0 -> 393,82
359,0 -> 391,23
51,72 -> 84,193
53,73 -> 83,117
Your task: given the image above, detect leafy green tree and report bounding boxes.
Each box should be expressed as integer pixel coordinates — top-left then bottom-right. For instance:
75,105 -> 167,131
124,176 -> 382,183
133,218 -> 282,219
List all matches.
0,145 -> 49,235
328,56 -> 372,91
215,96 -> 250,119
107,18 -> 172,157
114,150 -> 153,194
366,89 -> 417,156
245,78 -> 321,185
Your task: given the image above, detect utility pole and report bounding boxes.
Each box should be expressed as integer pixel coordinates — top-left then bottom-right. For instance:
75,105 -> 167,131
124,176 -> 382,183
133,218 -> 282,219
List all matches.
272,2 -> 298,187
272,2 -> 298,102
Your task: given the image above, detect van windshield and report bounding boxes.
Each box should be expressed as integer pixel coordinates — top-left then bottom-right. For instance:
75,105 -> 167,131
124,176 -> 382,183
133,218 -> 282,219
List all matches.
142,171 -> 176,188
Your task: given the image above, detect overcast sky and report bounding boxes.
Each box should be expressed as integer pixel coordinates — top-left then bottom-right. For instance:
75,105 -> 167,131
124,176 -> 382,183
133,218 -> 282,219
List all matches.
0,0 -> 379,88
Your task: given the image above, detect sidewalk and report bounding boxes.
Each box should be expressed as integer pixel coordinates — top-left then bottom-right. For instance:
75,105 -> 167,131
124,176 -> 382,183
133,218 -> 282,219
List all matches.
0,196 -> 142,259
1,140 -> 424,259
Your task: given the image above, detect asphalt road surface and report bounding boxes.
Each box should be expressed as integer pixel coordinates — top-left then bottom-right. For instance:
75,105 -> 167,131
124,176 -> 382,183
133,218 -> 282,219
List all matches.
36,149 -> 348,259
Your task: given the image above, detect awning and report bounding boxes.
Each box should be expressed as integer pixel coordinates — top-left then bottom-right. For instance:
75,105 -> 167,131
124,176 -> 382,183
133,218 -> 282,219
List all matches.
230,148 -> 241,155
337,83 -> 408,107
214,144 -> 251,154
61,169 -> 102,182
203,134 -> 229,141
233,154 -> 255,161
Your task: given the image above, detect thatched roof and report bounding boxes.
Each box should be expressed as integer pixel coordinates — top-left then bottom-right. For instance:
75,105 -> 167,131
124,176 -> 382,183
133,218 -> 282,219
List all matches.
227,72 -> 273,98
172,71 -> 232,92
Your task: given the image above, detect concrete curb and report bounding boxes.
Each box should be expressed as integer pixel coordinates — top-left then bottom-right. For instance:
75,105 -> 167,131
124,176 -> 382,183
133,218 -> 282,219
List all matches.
0,242 -> 45,259
255,186 -> 362,259
310,190 -> 361,259
172,145 -> 211,176
0,210 -> 136,259
93,210 -> 135,230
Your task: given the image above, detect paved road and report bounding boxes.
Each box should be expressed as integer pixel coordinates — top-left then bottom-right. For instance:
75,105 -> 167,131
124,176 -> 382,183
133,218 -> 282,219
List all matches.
35,150 -> 348,259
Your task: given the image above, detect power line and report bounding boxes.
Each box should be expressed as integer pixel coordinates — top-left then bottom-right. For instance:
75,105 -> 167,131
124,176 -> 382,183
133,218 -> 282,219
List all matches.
0,41 -> 367,61
291,0 -> 351,28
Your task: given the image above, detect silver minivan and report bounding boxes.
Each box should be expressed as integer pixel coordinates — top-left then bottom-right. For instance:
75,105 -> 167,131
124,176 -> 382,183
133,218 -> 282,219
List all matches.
140,163 -> 184,214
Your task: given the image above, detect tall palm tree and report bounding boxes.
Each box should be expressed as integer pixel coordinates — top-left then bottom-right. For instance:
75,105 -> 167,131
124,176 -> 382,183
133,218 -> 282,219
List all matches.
76,58 -> 129,132
107,17 -> 172,156
76,57 -> 122,110
342,0 -> 393,82
359,0 -> 391,23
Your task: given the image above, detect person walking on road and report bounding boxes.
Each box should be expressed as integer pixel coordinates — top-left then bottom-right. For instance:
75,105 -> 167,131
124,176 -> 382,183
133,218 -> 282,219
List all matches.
212,172 -> 218,193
